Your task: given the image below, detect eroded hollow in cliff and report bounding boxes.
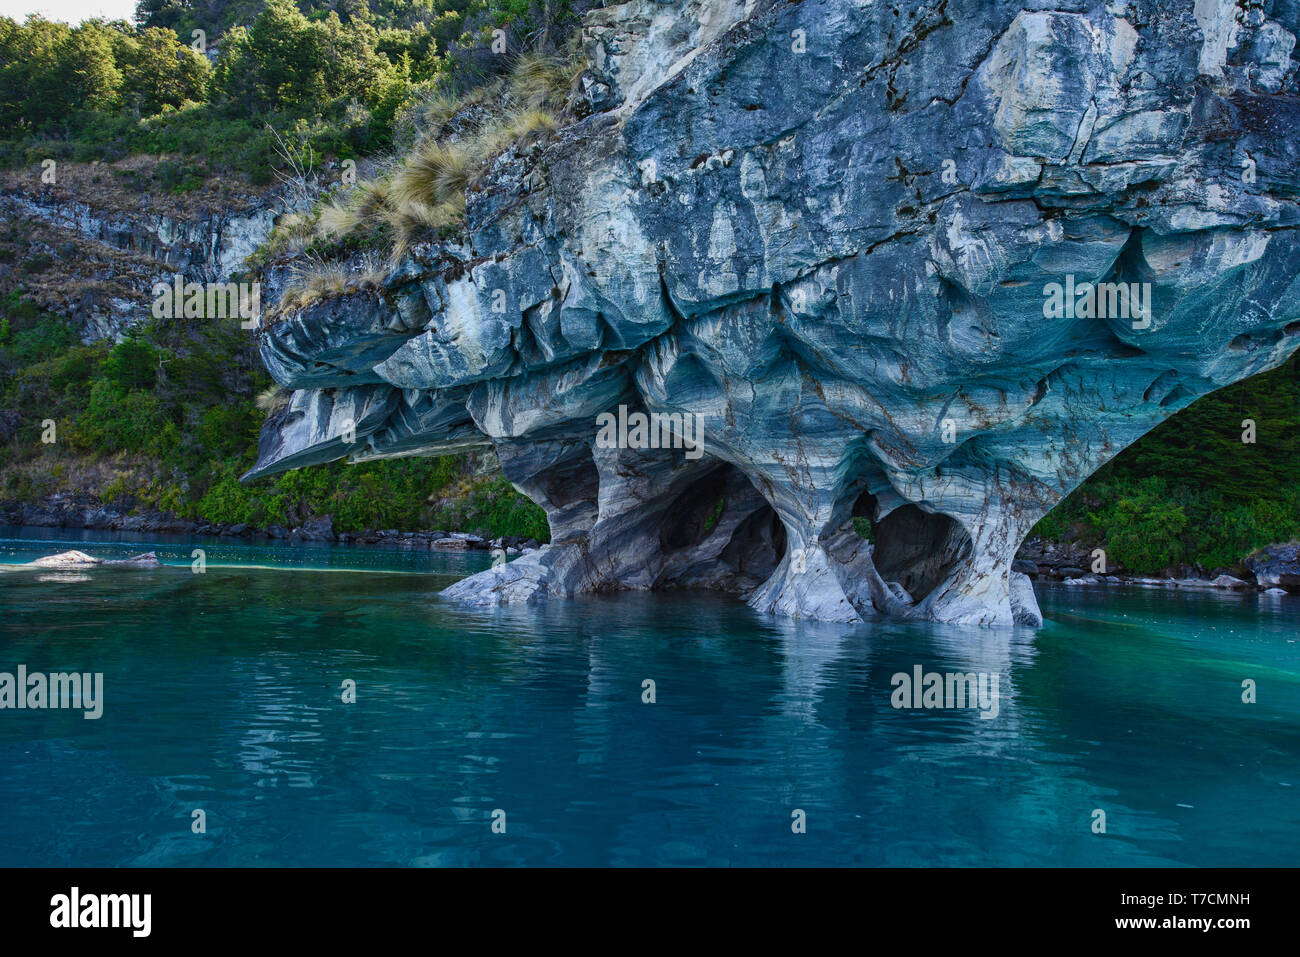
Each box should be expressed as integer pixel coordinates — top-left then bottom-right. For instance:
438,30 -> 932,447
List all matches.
719,502 -> 786,579
537,453 -> 600,507
857,494 -> 972,602
660,466 -> 728,552
656,462 -> 784,591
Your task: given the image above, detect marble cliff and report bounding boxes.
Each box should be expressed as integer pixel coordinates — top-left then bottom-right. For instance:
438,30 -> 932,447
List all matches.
247,0 -> 1300,626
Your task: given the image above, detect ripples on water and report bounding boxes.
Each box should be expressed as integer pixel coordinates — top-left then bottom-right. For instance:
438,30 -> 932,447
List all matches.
0,527 -> 1296,866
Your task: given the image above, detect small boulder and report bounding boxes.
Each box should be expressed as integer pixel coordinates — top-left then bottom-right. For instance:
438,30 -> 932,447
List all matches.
27,550 -> 101,568
1208,574 -> 1251,589
298,515 -> 335,541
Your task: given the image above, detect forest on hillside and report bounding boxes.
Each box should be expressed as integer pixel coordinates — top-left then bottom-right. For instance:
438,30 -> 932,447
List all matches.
0,0 -> 576,172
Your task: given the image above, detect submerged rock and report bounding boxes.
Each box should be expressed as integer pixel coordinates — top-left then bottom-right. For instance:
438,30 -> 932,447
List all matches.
1208,574 -> 1253,590
248,0 -> 1300,626
106,552 -> 161,567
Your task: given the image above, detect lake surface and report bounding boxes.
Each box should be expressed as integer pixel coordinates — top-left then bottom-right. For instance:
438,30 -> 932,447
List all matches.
0,527 -> 1296,867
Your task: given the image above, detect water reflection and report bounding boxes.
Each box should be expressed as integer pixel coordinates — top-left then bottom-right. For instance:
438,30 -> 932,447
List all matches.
0,539 -> 1296,866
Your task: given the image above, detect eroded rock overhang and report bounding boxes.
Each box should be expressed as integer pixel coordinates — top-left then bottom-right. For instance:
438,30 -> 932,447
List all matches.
246,0 -> 1300,626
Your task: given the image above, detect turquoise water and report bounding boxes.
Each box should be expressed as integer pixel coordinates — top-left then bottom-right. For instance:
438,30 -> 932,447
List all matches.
0,527 -> 1297,867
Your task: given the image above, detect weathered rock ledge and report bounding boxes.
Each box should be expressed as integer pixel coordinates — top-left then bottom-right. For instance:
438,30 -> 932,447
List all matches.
248,0 -> 1300,626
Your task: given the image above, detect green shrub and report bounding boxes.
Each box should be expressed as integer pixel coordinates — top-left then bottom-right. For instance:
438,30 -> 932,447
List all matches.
431,475 -> 549,540
103,337 -> 159,392
7,315 -> 74,365
193,402 -> 262,461
1083,477 -> 1188,573
74,380 -> 174,455
193,468 -> 257,524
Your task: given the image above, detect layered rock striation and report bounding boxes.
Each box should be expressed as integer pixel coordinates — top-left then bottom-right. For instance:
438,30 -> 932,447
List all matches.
248,0 -> 1300,626
0,160 -> 296,341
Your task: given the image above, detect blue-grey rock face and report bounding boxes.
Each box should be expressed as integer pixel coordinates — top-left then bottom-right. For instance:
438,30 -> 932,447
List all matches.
250,0 -> 1300,626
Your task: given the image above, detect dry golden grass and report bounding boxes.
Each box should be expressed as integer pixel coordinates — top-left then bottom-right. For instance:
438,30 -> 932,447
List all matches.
255,386 -> 291,415
271,251 -> 392,321
263,211 -> 317,258
301,44 -> 584,265
503,108 -> 557,143
273,258 -> 349,316
387,194 -> 466,262
264,41 -> 587,317
404,84 -> 490,136
507,51 -> 586,113
388,140 -> 476,212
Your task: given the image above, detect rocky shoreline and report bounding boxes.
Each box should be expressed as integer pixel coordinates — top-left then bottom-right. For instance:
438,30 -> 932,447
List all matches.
4,493 -> 1294,596
1015,539 -> 1299,595
0,494 -> 542,555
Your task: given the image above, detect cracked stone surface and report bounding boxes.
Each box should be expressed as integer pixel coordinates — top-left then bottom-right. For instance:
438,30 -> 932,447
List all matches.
248,0 -> 1300,626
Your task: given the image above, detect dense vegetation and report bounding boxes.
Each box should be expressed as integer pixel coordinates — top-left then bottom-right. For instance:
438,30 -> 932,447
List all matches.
0,0 -> 574,178
0,289 -> 548,538
0,0 -> 575,540
1028,351 -> 1300,574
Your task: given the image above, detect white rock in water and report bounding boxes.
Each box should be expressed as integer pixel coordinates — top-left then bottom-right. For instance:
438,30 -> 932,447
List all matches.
28,550 -> 161,568
27,550 -> 101,568
1209,574 -> 1251,589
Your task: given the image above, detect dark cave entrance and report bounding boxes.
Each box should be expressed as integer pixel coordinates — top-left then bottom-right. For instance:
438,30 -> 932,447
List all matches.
536,453 -> 600,507
720,502 -> 786,577
660,466 -> 729,552
851,491 -> 971,602
657,462 -> 786,586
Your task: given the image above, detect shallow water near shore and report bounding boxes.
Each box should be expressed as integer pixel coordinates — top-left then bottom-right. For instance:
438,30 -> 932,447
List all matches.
0,528 -> 1296,867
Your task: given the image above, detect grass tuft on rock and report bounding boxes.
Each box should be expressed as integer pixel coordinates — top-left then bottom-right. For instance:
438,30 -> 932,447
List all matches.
272,41 -> 584,302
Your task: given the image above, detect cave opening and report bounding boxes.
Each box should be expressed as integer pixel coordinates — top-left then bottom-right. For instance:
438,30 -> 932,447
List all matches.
656,462 -> 786,589
536,453 -> 600,507
870,504 -> 972,601
846,489 -> 970,602
719,503 -> 786,577
660,467 -> 729,552
850,488 -> 875,541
